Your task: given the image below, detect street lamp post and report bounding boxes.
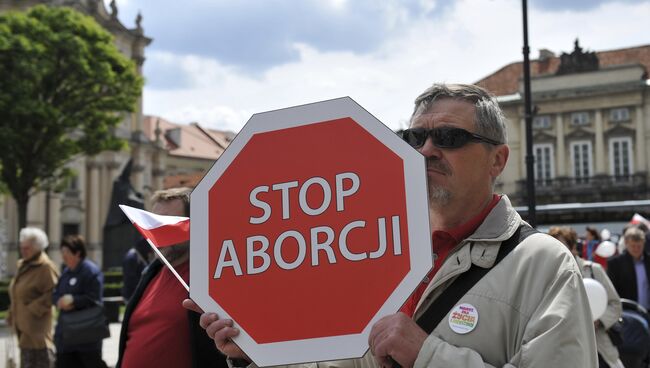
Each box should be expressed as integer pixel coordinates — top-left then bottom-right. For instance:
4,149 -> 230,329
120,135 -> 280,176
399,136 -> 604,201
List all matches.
522,0 -> 537,227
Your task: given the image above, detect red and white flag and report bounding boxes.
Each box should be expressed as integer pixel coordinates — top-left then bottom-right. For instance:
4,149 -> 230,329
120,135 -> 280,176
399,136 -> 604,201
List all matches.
119,204 -> 191,291
119,204 -> 190,248
631,213 -> 650,227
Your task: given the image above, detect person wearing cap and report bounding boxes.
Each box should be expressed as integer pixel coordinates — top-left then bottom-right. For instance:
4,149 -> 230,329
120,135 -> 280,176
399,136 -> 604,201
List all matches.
185,83 -> 597,367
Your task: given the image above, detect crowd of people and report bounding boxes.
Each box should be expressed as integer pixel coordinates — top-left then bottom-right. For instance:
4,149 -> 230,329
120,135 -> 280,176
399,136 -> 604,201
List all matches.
6,82 -> 650,368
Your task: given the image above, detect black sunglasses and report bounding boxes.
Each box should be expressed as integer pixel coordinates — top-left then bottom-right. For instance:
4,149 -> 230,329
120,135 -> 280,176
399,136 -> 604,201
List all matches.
401,127 -> 502,149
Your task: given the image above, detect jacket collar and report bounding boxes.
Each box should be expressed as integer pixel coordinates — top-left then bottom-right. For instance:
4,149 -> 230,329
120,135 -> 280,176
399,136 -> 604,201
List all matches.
431,196 -> 522,282
415,195 -> 523,313
17,251 -> 51,274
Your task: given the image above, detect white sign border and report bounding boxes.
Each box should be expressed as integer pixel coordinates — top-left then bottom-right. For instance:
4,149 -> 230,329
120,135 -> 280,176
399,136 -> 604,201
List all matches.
190,97 -> 431,367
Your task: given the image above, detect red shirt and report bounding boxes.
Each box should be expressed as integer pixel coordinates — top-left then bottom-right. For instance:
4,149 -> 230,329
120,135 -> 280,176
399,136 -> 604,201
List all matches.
400,195 -> 501,317
122,261 -> 192,368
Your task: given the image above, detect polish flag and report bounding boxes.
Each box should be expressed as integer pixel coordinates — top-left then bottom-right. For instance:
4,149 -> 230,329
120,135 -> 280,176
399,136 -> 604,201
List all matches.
631,213 -> 650,227
119,205 -> 190,248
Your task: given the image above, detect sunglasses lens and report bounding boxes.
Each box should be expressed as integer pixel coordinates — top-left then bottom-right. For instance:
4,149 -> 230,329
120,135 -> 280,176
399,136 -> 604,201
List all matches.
402,128 -> 426,148
433,128 -> 471,148
403,127 -> 479,149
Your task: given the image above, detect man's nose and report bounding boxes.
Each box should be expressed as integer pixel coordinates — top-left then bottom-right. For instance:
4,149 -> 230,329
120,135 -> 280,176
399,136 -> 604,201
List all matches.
417,136 -> 442,158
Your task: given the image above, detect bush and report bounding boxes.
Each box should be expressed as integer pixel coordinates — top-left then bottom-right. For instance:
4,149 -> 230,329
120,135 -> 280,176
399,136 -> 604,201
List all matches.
104,270 -> 123,285
104,282 -> 122,297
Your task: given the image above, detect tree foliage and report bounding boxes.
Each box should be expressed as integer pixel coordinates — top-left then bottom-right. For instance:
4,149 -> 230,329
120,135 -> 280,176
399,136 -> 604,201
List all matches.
0,5 -> 143,230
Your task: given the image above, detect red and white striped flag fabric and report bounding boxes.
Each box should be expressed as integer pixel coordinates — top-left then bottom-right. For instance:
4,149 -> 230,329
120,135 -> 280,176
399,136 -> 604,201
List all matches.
119,205 -> 190,248
631,213 -> 650,227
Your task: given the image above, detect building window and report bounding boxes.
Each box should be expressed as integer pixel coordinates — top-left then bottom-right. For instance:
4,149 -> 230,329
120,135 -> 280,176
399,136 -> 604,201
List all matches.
534,144 -> 554,185
62,223 -> 80,237
570,141 -> 592,183
570,112 -> 590,126
533,115 -> 551,129
609,137 -> 633,181
609,107 -> 630,122
69,176 -> 78,190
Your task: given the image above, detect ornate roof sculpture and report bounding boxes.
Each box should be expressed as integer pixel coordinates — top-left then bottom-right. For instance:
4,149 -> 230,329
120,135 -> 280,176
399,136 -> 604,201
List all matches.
475,43 -> 650,96
556,39 -> 599,75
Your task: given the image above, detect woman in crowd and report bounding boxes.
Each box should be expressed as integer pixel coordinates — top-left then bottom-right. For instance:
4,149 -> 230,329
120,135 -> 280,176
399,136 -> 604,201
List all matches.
584,226 -> 608,268
52,235 -> 107,368
549,226 -> 624,368
8,227 -> 59,368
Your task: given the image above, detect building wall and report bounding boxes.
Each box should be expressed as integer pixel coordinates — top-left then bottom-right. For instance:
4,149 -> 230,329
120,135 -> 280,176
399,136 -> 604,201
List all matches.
498,65 -> 650,211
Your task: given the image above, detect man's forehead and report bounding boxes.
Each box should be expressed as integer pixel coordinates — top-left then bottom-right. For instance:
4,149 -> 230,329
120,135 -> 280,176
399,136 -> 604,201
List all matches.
410,111 -> 475,128
410,98 -> 476,127
152,198 -> 186,215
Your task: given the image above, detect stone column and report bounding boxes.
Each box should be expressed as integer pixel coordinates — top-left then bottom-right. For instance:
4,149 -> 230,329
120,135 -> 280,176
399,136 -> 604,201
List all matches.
555,114 -> 566,176
87,160 -> 101,263
98,155 -> 108,228
49,192 -> 62,250
520,117 -> 527,176
152,148 -> 166,191
636,106 -> 647,172
594,110 -> 606,175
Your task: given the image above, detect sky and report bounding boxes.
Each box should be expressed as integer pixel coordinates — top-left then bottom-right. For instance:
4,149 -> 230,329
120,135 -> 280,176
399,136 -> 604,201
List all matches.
106,0 -> 650,132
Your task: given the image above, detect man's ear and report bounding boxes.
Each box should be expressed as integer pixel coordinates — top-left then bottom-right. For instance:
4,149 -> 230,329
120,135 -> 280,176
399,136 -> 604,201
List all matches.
490,144 -> 509,178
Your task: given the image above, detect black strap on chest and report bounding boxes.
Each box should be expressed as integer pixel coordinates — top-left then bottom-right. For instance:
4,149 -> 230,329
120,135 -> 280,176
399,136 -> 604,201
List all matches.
415,223 -> 538,334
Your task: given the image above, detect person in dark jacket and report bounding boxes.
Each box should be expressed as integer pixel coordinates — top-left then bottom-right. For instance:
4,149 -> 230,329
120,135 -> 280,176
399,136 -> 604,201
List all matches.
116,187 -> 226,368
53,235 -> 107,368
608,227 -> 650,310
121,238 -> 151,303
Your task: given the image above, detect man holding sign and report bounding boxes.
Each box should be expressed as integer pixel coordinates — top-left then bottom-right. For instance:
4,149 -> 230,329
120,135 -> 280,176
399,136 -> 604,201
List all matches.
187,83 -> 597,367
117,188 -> 226,368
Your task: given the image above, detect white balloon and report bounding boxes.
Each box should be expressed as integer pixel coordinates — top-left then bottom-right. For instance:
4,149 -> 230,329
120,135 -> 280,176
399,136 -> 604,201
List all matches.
583,278 -> 607,321
601,229 -> 611,241
595,240 -> 616,258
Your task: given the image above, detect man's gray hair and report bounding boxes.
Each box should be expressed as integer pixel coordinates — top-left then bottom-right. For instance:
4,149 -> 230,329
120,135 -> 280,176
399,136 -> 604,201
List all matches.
151,187 -> 192,217
625,227 -> 646,242
19,227 -> 49,251
410,83 -> 508,145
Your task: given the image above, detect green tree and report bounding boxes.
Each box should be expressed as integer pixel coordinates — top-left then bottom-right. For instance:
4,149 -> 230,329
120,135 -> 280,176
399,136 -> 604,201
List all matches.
0,5 -> 143,231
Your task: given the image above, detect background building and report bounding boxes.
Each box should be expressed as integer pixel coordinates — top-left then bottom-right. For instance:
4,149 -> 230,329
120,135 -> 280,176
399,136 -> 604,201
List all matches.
0,0 -> 232,276
477,41 -> 650,226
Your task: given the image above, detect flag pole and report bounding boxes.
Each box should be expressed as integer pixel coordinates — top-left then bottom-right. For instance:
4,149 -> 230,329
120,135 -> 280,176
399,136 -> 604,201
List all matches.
146,238 -> 190,292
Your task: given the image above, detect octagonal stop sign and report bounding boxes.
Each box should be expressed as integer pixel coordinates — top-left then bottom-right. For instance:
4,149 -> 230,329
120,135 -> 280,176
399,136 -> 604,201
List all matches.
190,97 -> 431,367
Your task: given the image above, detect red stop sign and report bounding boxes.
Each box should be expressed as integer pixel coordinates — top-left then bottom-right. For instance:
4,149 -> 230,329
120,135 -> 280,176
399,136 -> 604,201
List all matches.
191,98 -> 431,366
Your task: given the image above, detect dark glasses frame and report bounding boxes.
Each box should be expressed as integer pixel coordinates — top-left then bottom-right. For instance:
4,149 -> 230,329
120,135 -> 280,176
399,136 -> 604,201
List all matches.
401,126 -> 503,149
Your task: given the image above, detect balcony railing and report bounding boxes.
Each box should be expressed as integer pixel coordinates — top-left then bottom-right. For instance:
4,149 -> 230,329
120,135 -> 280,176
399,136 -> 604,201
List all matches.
515,172 -> 648,204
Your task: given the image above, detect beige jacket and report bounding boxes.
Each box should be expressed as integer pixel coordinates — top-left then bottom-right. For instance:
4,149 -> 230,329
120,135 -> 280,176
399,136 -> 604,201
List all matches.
8,251 -> 59,349
578,258 -> 622,367
239,196 -> 598,367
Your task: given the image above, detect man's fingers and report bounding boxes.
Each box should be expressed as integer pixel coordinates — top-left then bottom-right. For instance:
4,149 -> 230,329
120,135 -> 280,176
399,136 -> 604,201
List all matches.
199,313 -> 219,330
368,314 -> 391,355
182,298 -> 204,313
206,318 -> 236,340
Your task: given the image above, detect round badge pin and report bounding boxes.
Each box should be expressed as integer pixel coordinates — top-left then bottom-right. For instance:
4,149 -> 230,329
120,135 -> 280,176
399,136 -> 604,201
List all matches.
69,277 -> 77,286
448,303 -> 479,334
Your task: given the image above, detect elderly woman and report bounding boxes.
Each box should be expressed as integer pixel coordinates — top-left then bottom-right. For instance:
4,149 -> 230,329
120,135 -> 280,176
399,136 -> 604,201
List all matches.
549,226 -> 624,368
8,227 -> 59,368
52,235 -> 107,368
